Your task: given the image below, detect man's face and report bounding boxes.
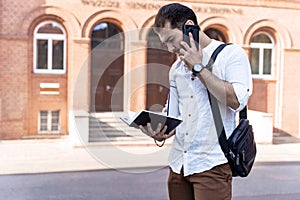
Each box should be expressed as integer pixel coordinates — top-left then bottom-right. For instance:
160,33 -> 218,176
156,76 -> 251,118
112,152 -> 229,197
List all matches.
154,21 -> 183,55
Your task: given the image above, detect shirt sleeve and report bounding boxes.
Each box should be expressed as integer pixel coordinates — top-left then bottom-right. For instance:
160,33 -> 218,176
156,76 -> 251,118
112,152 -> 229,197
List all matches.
225,45 -> 253,112
167,67 -> 180,118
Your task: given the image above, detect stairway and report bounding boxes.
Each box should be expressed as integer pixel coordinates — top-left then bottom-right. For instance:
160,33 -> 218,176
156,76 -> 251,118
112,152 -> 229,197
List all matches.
89,112 -> 150,143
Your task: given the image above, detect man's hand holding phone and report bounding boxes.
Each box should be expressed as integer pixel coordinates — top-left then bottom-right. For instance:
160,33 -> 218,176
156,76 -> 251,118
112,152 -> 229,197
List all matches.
182,24 -> 200,50
180,26 -> 203,69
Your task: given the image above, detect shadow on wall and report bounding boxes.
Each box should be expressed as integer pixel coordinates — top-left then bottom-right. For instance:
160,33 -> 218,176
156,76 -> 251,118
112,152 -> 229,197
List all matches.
248,110 -> 273,144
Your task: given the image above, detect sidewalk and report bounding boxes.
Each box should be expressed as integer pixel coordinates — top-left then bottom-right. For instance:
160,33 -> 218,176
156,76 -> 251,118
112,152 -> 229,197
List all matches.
0,136 -> 300,175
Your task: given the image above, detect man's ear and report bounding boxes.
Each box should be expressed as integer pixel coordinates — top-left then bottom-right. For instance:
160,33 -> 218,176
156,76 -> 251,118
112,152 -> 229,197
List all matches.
185,20 -> 194,25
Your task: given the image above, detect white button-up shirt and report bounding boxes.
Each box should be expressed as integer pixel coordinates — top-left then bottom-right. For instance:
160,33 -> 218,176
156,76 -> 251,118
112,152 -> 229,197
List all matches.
167,39 -> 252,176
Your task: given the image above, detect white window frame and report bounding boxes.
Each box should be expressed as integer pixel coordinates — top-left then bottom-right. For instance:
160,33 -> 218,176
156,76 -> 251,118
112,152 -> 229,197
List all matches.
38,110 -> 61,134
33,21 -> 66,74
250,33 -> 274,79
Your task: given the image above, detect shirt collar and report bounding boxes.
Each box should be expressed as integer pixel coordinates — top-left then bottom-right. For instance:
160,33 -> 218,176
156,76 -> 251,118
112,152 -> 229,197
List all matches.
202,39 -> 223,66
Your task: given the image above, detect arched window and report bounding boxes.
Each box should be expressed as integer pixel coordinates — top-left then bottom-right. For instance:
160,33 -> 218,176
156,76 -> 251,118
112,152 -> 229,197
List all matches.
33,21 -> 66,74
204,28 -> 227,43
250,33 -> 274,77
91,22 -> 124,50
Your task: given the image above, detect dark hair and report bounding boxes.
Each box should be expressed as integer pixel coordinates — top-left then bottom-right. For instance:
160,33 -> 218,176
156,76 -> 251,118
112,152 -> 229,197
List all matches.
154,3 -> 198,30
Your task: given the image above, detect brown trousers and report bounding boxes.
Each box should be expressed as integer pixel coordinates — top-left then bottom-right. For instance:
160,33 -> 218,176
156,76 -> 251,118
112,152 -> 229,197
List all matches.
168,163 -> 232,200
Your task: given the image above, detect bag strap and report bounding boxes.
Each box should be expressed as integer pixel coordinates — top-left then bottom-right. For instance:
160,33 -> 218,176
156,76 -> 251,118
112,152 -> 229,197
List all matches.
206,44 -> 231,157
206,43 -> 248,159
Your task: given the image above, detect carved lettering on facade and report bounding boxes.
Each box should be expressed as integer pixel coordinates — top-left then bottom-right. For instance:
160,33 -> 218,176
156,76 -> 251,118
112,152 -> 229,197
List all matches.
192,6 -> 243,15
81,0 -> 120,8
125,2 -> 161,10
80,0 -> 243,15
81,0 -> 160,10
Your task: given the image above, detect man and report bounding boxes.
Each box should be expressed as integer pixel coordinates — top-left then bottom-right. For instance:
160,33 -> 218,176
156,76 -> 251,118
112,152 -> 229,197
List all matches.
140,3 -> 252,200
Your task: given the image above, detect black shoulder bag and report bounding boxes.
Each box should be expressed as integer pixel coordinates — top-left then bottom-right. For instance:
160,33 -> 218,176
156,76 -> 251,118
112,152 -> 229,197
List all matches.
205,44 -> 257,177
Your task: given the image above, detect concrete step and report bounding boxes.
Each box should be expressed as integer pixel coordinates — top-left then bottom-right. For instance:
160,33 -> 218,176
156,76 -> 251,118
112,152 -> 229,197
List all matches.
89,112 -> 147,142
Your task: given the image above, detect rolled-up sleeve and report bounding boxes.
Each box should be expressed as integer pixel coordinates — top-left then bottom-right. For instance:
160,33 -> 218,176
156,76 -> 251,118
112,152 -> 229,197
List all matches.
232,82 -> 252,111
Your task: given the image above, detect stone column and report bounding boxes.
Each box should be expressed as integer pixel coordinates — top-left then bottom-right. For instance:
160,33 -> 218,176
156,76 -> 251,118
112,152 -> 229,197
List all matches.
125,41 -> 148,112
68,37 -> 90,146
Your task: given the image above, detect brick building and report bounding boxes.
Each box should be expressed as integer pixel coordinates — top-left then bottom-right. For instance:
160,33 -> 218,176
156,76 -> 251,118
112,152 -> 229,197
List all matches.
0,0 -> 300,140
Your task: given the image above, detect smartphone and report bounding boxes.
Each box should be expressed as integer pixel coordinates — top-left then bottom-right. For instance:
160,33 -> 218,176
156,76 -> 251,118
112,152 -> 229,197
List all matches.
183,24 -> 200,50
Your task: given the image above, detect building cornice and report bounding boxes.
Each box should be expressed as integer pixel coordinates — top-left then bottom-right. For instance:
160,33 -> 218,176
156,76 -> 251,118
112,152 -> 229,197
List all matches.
161,0 -> 300,10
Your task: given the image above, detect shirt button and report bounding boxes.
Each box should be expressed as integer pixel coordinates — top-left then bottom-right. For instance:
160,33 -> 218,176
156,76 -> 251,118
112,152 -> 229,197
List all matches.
186,132 -> 188,136
190,95 -> 193,99
184,150 -> 187,153
188,114 -> 191,117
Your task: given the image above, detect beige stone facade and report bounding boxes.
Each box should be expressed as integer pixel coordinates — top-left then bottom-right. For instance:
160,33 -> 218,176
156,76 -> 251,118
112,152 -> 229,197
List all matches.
1,0 -> 300,139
